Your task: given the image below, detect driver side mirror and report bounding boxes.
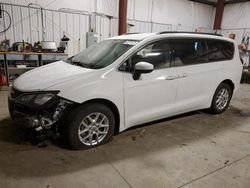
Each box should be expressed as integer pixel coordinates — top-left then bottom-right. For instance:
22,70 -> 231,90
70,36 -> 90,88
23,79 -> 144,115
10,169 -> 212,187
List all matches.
133,61 -> 154,80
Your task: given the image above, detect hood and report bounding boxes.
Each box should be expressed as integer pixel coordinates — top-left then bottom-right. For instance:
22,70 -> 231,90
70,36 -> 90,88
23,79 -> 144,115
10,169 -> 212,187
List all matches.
13,61 -> 94,91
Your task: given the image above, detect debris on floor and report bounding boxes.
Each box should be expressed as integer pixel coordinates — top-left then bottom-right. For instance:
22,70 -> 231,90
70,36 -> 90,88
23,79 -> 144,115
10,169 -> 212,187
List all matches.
131,135 -> 136,141
179,143 -> 188,148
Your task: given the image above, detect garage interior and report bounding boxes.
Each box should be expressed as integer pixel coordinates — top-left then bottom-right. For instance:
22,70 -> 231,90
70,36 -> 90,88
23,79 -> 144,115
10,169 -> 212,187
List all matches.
0,0 -> 250,187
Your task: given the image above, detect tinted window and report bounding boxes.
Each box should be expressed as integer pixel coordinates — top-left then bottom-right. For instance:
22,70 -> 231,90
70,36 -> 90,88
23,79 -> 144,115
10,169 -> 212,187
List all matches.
130,40 -> 173,70
170,39 -> 208,67
207,40 -> 234,61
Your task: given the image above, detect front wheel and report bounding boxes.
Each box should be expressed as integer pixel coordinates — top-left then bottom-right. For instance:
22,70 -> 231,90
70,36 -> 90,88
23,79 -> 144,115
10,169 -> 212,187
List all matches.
209,83 -> 232,114
62,103 -> 115,149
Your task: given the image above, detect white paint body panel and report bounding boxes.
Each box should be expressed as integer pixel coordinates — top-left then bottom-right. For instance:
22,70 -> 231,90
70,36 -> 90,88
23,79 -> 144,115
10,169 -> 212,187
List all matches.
13,33 -> 243,132
175,63 -> 220,113
14,61 -> 94,91
123,67 -> 178,127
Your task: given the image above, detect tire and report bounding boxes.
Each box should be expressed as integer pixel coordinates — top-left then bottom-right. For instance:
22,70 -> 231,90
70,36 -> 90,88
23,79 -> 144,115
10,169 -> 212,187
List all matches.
209,83 -> 233,114
62,103 -> 115,149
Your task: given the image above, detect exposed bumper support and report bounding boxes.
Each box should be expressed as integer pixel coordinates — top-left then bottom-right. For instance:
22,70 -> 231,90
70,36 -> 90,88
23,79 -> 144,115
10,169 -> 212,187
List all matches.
9,98 -> 71,132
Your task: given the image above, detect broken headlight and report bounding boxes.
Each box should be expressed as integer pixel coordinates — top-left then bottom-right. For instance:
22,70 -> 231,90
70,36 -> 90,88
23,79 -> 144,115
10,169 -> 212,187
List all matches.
15,91 -> 59,109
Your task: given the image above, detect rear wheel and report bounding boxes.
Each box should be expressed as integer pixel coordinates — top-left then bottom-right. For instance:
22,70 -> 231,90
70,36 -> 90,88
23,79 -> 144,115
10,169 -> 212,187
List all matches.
209,83 -> 232,114
62,103 -> 115,149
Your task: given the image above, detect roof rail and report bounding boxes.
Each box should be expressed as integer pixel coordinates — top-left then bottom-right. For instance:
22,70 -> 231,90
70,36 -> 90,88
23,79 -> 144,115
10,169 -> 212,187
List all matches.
158,31 -> 222,37
122,32 -> 140,35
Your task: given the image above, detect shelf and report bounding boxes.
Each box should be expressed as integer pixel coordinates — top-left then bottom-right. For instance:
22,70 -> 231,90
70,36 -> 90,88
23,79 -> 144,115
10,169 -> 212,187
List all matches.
0,52 -> 68,87
8,67 -> 36,70
0,52 -> 68,56
1,67 -> 36,71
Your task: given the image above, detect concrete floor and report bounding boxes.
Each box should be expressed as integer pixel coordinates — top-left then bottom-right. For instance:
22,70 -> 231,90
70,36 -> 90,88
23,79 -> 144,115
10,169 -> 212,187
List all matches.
0,85 -> 250,188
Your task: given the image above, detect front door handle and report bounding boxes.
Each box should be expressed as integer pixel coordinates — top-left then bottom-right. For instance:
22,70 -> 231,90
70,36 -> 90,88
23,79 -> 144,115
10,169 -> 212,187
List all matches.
165,75 -> 176,80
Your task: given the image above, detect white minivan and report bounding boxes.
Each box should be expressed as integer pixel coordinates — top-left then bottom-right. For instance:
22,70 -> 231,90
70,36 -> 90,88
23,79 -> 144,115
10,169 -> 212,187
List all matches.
9,32 -> 242,149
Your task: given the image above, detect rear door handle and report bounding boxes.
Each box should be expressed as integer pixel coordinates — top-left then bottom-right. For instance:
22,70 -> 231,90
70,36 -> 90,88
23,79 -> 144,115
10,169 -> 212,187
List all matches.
179,73 -> 189,78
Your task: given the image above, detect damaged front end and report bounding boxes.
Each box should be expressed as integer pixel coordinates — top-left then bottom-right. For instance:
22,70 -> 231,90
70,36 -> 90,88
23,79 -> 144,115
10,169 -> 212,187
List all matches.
8,87 -> 74,136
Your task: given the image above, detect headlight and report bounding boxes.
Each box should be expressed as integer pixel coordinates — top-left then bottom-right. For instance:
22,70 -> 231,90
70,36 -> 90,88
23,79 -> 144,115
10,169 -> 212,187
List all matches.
15,91 -> 59,108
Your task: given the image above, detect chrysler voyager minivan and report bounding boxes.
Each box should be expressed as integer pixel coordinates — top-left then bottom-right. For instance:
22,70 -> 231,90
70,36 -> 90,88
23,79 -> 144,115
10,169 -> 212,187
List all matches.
8,32 -> 243,149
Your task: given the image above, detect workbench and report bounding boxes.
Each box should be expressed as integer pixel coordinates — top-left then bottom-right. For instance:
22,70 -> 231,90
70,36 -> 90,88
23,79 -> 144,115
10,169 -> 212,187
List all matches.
0,52 -> 68,87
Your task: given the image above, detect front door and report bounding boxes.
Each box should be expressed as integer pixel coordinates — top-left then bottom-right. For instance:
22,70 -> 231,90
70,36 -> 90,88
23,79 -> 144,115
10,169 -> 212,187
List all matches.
122,40 -> 178,127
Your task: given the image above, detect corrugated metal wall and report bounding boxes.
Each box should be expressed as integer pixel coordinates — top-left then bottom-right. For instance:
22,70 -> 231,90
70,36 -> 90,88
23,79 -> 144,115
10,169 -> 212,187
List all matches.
0,3 -> 90,56
0,2 -> 182,57
96,14 -> 112,42
112,18 -> 172,33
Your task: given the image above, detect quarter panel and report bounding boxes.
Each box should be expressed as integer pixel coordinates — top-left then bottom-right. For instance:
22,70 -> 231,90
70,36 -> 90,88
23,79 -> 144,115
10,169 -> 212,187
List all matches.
214,44 -> 242,95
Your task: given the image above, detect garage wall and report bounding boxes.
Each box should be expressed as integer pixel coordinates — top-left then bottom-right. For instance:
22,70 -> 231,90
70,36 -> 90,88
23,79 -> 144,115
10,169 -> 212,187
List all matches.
220,2 -> 250,45
0,0 -> 119,17
0,0 -> 215,56
127,0 -> 215,32
0,3 -> 90,56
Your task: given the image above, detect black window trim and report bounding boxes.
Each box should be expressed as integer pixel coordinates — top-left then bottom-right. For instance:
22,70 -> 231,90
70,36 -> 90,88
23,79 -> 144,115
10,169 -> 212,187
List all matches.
168,38 -> 235,68
117,37 -> 235,71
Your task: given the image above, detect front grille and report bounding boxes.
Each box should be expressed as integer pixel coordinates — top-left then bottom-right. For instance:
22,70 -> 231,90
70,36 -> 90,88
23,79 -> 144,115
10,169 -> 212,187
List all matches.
10,87 -> 26,99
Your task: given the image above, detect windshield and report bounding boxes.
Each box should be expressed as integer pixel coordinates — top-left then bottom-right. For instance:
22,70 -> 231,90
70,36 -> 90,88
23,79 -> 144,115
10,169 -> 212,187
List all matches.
65,39 -> 138,69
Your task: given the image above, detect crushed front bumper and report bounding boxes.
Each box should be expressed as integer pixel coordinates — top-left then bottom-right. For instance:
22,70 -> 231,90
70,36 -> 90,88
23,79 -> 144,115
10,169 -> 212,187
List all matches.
8,88 -> 72,131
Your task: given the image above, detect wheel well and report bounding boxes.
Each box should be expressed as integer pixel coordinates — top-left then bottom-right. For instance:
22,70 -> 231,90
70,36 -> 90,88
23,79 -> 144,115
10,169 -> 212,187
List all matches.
221,79 -> 235,92
81,99 -> 120,134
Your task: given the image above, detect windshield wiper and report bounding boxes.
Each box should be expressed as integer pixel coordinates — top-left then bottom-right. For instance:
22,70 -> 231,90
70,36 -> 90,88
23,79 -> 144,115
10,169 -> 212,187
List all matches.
71,61 -> 90,68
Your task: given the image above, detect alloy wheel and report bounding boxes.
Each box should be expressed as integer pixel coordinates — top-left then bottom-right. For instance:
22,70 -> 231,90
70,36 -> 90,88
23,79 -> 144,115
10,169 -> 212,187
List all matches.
215,88 -> 229,110
78,112 -> 109,146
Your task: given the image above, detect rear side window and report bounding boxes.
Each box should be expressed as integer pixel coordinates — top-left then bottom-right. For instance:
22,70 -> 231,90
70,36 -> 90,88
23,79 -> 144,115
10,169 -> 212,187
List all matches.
207,40 -> 234,61
169,39 -> 208,67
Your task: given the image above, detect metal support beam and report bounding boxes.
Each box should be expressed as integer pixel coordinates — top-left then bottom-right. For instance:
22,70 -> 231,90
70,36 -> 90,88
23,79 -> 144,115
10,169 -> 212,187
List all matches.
213,0 -> 225,30
118,0 -> 127,35
225,0 -> 250,4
